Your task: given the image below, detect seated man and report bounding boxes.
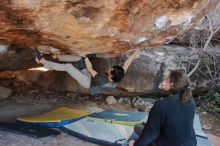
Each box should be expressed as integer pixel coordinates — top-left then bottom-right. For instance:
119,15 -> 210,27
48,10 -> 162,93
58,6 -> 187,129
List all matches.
35,49 -> 139,95
129,70 -> 196,146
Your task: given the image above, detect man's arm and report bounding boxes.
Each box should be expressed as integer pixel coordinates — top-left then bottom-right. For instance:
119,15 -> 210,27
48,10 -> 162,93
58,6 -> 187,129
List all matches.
85,57 -> 98,77
123,49 -> 139,73
133,102 -> 162,146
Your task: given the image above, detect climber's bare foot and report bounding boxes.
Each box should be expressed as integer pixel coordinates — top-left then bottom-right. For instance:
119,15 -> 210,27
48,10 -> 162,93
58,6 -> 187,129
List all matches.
35,57 -> 41,64
35,48 -> 43,64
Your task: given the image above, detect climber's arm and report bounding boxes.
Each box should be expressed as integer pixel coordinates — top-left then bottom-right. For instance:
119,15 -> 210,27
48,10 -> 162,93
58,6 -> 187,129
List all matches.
85,57 -> 98,77
123,50 -> 139,73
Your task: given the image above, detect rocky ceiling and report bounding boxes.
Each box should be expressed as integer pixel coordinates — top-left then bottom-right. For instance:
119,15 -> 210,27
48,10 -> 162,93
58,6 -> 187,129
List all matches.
0,0 -> 218,58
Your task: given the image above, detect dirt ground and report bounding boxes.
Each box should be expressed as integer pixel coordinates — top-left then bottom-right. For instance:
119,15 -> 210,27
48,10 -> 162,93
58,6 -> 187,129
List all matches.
0,81 -> 220,146
0,131 -> 98,146
0,96 -> 124,146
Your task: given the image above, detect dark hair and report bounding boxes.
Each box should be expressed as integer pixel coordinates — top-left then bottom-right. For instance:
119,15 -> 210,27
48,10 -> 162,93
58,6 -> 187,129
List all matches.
169,70 -> 192,102
110,65 -> 125,82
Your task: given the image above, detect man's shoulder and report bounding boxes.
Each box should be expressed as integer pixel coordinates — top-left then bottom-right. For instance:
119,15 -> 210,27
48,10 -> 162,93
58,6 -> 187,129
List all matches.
155,96 -> 195,110
93,73 -> 108,79
93,73 -> 108,81
154,96 -> 178,108
156,96 -> 175,102
91,73 -> 109,87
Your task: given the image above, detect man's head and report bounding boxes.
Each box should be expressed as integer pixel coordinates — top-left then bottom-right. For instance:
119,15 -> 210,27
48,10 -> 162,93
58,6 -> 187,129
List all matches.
159,70 -> 192,102
108,65 -> 125,82
159,70 -> 191,91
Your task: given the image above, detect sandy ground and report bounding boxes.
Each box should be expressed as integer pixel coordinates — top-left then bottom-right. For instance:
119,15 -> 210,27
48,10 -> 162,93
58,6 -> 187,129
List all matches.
0,131 -> 98,146
0,100 -> 101,146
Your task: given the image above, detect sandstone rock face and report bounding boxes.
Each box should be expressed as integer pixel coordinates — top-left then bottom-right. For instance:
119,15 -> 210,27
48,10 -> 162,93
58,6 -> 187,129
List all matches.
0,0 -> 217,58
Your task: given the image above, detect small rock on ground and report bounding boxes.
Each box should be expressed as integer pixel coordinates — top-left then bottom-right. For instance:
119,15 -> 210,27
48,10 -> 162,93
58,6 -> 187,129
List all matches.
106,96 -> 117,105
132,97 -> 154,112
118,97 -> 132,104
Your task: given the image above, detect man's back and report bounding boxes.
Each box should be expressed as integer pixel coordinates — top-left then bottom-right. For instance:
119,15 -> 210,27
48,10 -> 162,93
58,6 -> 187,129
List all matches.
156,96 -> 197,146
134,96 -> 197,146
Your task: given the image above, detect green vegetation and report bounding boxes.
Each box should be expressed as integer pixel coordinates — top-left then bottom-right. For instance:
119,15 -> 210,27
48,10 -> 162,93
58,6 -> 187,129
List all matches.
212,92 -> 220,113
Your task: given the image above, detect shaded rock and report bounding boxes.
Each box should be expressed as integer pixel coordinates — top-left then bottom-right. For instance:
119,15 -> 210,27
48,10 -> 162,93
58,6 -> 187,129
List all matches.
132,97 -> 145,107
118,97 -> 131,105
141,106 -> 151,112
66,92 -> 78,98
12,70 -> 58,90
78,96 -> 90,102
132,97 -> 153,112
29,90 -> 39,94
0,44 -> 37,71
142,98 -> 157,104
93,96 -> 104,102
0,71 -> 15,79
0,86 -> 12,100
12,96 -> 35,104
1,44 -> 218,96
106,96 -> 117,105
14,70 -> 42,84
66,92 -> 78,101
58,46 -> 184,95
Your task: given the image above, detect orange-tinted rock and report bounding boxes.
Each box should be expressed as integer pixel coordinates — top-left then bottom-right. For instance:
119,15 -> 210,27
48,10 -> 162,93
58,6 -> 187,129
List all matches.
0,0 -> 218,57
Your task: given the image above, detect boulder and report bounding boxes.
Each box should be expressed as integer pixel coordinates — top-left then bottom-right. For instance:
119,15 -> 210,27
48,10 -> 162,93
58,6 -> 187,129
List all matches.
1,45 -> 219,96
48,45 -> 220,96
106,96 -> 117,105
0,86 -> 12,100
118,97 -> 131,104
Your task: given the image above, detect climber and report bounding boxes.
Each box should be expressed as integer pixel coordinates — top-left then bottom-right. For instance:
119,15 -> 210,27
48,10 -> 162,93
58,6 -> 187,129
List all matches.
128,70 -> 197,146
35,48 -> 139,95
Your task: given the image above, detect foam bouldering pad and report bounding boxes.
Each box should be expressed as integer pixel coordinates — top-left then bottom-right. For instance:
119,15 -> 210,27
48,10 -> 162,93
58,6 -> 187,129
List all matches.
196,136 -> 212,146
62,118 -> 133,146
193,114 -> 212,146
0,122 -> 60,138
17,107 -> 92,127
87,109 -> 148,126
194,114 -> 207,138
63,113 -> 212,146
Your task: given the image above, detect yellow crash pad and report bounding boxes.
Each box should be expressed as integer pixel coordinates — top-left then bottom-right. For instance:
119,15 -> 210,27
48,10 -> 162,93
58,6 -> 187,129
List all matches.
17,107 -> 91,123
